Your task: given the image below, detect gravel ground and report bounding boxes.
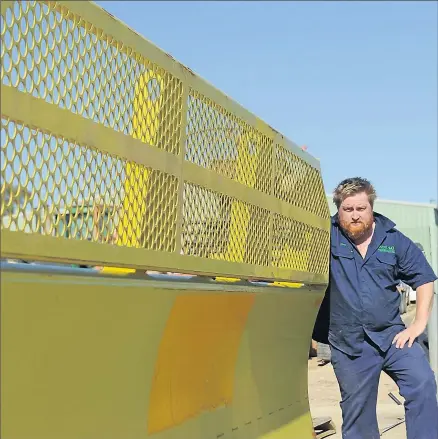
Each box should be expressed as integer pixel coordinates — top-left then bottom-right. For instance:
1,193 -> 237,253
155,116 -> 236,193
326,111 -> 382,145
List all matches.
308,305 -> 417,439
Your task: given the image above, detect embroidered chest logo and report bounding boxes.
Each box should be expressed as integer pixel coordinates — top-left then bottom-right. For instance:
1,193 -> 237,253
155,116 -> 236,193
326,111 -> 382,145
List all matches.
378,245 -> 395,254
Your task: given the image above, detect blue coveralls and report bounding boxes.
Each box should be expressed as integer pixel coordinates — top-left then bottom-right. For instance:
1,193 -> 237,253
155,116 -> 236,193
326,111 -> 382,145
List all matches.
313,212 -> 438,439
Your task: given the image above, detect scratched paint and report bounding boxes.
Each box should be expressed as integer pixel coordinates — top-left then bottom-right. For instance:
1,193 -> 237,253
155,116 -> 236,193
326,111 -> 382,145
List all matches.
147,293 -> 255,434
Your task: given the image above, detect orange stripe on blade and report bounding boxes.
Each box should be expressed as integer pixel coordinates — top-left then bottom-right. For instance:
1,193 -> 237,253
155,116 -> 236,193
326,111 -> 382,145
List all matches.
147,293 -> 255,434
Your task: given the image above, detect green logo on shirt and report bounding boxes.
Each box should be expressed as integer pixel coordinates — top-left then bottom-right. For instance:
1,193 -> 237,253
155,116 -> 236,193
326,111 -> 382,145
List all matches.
378,245 -> 395,253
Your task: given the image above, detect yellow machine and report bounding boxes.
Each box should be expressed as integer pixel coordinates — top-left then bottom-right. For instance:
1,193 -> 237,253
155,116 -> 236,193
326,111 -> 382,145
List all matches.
0,1 -> 330,438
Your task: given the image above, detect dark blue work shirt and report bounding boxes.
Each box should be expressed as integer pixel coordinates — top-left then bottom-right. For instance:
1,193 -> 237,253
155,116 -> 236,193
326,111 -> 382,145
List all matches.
313,212 -> 437,356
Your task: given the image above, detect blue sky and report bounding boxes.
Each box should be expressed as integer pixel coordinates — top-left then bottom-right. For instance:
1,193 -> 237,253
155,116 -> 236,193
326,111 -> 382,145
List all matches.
96,0 -> 437,204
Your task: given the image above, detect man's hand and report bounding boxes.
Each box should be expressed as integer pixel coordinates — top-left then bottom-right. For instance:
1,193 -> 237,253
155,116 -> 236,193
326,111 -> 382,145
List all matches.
392,321 -> 426,349
393,282 -> 434,349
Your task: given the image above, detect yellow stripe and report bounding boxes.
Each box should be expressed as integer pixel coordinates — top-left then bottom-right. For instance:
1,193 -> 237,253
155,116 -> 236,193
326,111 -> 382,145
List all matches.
111,71 -> 163,271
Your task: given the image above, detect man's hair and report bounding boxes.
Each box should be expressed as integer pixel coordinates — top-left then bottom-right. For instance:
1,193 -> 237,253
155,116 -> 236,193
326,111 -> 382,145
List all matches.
333,177 -> 377,209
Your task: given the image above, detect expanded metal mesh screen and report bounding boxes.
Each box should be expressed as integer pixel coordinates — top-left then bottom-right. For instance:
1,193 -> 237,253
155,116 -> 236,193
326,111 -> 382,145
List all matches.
1,1 -> 330,282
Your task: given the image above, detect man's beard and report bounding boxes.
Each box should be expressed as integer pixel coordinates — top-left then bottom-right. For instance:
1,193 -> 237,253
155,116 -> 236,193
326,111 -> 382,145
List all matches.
340,218 -> 373,240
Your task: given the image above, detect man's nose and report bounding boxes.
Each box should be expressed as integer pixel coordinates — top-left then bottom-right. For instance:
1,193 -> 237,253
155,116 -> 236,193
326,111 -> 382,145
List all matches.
352,211 -> 360,220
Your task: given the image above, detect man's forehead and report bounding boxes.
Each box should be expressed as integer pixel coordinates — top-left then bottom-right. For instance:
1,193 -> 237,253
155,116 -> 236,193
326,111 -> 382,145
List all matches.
341,192 -> 370,207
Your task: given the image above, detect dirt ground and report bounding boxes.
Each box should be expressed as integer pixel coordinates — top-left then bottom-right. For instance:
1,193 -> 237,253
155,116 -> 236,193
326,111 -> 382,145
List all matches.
308,305 -> 417,439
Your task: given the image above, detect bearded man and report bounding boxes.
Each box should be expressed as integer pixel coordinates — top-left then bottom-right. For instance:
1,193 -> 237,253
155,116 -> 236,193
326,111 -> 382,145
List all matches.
313,177 -> 438,439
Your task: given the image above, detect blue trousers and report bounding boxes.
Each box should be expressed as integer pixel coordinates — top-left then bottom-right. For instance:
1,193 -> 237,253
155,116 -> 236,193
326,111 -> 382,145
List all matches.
331,336 -> 438,439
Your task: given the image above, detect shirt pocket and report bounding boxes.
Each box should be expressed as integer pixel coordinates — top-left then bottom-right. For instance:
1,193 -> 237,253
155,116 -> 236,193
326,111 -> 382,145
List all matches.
374,252 -> 398,284
331,247 -> 355,278
332,246 -> 354,260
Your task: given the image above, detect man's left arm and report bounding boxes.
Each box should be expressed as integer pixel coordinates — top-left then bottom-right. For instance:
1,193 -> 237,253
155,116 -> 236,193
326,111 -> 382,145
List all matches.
392,236 -> 437,349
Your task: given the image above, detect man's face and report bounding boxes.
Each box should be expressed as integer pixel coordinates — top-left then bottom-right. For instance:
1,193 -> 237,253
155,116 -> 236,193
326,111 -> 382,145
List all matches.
338,191 -> 374,240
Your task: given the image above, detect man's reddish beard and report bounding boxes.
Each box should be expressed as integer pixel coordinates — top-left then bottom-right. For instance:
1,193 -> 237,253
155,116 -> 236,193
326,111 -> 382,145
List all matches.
340,217 -> 373,240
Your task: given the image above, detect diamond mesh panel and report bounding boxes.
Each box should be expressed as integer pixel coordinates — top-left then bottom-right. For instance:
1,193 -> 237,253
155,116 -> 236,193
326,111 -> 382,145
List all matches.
186,90 -> 273,194
1,0 -> 330,282
1,0 -> 183,154
182,183 -> 270,265
1,117 -> 178,251
272,214 -> 329,275
274,144 -> 329,218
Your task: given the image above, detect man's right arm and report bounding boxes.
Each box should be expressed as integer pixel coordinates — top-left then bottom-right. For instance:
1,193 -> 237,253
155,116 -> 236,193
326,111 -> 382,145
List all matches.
396,234 -> 437,291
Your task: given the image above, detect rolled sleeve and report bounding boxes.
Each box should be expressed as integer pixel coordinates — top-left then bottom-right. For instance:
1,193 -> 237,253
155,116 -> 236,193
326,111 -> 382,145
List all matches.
397,236 -> 437,290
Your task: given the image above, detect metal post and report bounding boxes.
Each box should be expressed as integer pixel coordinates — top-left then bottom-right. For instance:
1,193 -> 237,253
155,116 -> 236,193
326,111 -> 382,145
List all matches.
428,216 -> 438,390
429,294 -> 438,388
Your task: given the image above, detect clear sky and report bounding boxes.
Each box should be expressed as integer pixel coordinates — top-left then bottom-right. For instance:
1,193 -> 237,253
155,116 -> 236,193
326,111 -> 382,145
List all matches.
96,0 -> 437,204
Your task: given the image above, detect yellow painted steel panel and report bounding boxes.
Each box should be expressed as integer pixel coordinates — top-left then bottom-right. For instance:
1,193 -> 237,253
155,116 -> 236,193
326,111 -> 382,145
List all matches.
1,270 -> 322,439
